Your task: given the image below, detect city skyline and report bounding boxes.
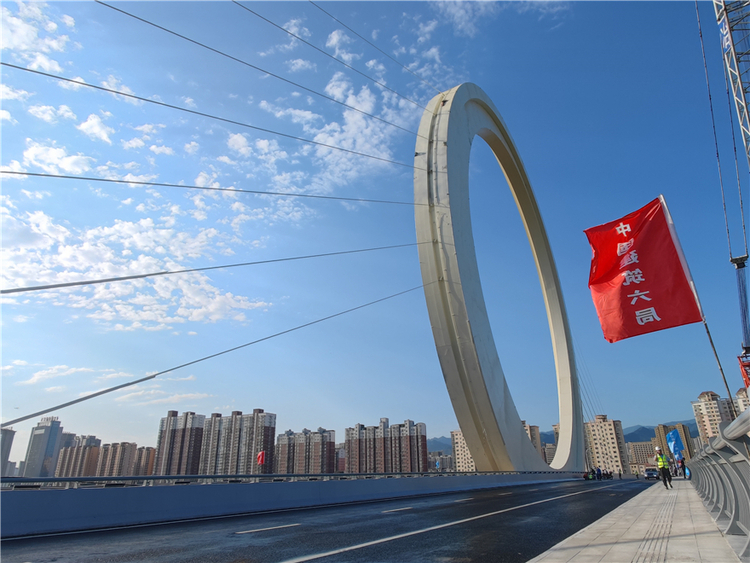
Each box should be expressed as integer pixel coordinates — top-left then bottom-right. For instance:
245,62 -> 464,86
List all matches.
4,2 -> 750,463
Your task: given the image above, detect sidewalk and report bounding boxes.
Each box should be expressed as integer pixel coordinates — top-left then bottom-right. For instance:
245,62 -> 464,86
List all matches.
529,479 -> 741,562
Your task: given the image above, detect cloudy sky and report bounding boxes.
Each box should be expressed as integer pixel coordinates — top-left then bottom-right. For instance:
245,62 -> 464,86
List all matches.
2,1 -> 747,464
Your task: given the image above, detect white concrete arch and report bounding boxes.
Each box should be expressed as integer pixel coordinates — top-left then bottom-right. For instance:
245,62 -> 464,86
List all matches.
414,83 -> 584,472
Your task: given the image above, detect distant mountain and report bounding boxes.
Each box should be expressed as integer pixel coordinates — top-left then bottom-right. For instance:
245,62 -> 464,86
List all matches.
428,420 -> 699,453
623,419 -> 699,443
623,426 -> 657,443
427,436 -> 452,455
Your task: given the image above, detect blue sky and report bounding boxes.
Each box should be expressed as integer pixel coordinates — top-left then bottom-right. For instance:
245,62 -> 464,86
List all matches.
2,1 -> 748,464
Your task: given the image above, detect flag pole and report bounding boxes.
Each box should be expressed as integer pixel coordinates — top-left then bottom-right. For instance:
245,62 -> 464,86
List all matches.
660,196 -> 738,420
702,320 -> 739,419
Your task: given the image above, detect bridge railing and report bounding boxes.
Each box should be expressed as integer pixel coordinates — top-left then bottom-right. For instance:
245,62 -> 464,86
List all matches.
0,469 -> 583,491
688,407 -> 750,560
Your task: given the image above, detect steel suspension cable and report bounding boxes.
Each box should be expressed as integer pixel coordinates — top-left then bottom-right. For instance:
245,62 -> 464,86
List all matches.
2,242 -> 427,295
1,63 -> 420,171
1,282 -> 434,428
232,0 -> 427,111
0,170 -> 428,207
696,1 -> 734,260
95,1 -> 423,139
308,0 -> 443,95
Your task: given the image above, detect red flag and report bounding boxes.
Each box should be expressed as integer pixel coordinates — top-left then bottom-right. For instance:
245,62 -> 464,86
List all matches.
584,196 -> 702,343
257,451 -> 265,466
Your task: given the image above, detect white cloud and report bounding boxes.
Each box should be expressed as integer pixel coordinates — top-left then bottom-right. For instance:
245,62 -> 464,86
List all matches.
77,114 -> 115,144
23,140 -> 95,174
58,76 -> 86,91
182,96 -> 197,108
259,100 -> 322,130
122,137 -> 145,150
28,104 -> 76,123
149,145 -> 174,155
326,30 -> 360,64
259,18 -> 311,56
27,52 -> 63,73
0,160 -> 27,176
134,123 -> 165,135
18,365 -> 93,385
21,189 -> 50,199
433,1 -> 502,38
1,109 -> 16,124
96,371 -> 135,380
101,75 -> 141,105
61,15 -> 75,28
417,19 -> 438,43
184,141 -> 199,154
286,59 -> 316,72
0,84 -> 32,101
227,133 -> 252,157
217,155 -> 236,165
45,386 -> 65,392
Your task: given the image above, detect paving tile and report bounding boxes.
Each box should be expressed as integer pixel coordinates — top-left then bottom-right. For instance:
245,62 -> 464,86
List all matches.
528,481 -> 741,563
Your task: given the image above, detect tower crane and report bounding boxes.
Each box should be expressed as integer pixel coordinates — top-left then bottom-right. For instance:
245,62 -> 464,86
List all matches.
713,0 -> 750,388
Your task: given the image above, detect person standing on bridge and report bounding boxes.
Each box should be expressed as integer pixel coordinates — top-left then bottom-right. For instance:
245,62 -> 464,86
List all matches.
654,447 -> 672,489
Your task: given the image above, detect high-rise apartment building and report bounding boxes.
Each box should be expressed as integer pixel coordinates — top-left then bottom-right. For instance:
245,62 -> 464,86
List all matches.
737,387 -> 749,413
153,411 -> 206,476
692,391 -> 736,442
55,435 -> 102,478
1,427 -> 15,476
544,443 -> 557,465
627,441 -> 654,466
428,451 -> 453,472
335,443 -> 346,473
652,423 -> 694,461
197,409 -> 276,475
133,446 -> 155,476
275,427 -> 335,474
96,442 -> 138,477
345,418 -> 428,473
56,445 -> 101,477
522,420 -> 543,460
584,414 -> 629,474
389,420 -> 428,473
22,417 -> 64,477
344,420 -> 382,473
451,430 -> 476,472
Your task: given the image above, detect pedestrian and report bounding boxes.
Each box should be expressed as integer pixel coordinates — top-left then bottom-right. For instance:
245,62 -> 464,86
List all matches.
654,447 -> 672,489
596,467 -> 602,481
679,458 -> 686,480
618,469 -> 622,480
635,470 -> 639,479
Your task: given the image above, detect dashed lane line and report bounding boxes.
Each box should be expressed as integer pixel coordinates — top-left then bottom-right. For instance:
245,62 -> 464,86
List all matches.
236,523 -> 300,534
277,483 -> 624,563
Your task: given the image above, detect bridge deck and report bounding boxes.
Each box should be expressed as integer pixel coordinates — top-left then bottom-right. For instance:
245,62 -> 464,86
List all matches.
529,479 -> 741,562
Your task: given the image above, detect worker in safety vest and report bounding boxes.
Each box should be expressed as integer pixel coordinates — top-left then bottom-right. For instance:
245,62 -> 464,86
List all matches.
654,447 -> 672,489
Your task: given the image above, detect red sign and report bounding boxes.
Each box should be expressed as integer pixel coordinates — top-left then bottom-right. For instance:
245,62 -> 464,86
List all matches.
584,197 -> 702,343
257,451 -> 265,466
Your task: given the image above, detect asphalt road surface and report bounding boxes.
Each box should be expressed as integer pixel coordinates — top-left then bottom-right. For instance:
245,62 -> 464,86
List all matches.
2,479 -> 652,563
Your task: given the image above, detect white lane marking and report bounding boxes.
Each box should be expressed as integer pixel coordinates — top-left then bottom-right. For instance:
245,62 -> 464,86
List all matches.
453,497 -> 473,502
381,507 -> 413,513
235,523 -> 300,535
497,492 -> 512,496
278,484 -> 623,563
528,489 -> 539,492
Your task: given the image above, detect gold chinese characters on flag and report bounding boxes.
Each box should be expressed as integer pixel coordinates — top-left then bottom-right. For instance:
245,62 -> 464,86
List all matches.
584,196 -> 703,343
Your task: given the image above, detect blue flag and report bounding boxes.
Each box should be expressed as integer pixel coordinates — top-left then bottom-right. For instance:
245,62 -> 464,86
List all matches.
666,429 -> 685,461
